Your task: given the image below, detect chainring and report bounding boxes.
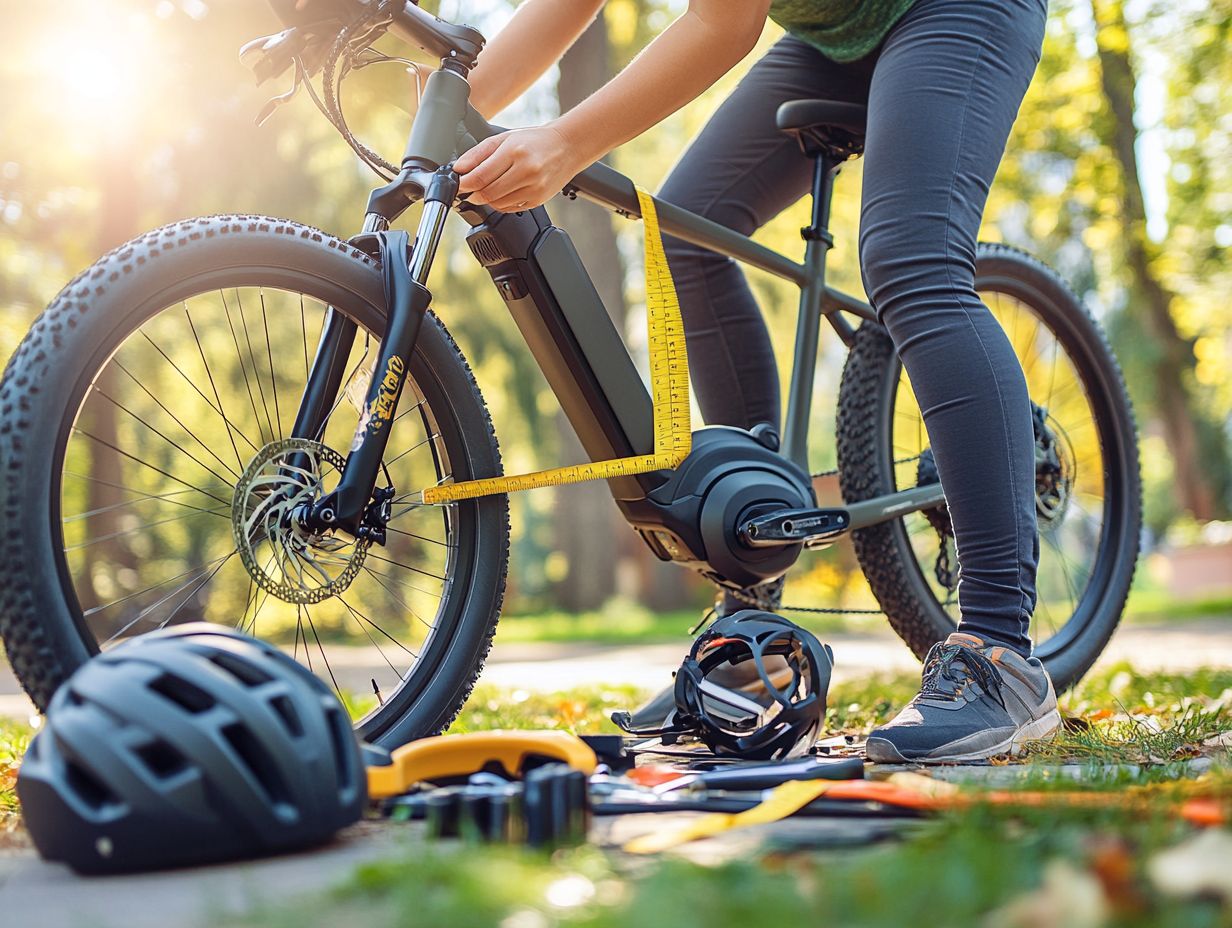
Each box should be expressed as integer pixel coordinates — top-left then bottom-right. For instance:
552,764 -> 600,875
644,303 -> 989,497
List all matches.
232,437 -> 370,605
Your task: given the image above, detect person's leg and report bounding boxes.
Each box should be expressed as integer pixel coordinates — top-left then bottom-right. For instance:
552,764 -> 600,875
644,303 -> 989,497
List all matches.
859,0 -> 1059,763
658,36 -> 874,432
858,0 -> 1047,655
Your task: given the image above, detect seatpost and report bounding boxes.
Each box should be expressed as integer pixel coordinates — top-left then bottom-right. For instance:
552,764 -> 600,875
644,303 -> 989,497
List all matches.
781,153 -> 837,471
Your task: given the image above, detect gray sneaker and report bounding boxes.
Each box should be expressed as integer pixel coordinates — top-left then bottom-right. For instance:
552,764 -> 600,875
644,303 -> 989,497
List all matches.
866,632 -> 1061,764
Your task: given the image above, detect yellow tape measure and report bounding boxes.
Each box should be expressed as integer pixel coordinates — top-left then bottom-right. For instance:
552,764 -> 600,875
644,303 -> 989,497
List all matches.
419,186 -> 691,504
623,780 -> 835,855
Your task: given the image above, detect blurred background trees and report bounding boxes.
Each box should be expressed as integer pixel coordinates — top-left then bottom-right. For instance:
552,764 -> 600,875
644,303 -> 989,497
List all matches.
1,0 -> 1228,620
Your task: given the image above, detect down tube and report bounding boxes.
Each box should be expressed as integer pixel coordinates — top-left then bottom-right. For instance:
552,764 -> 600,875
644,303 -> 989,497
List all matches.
456,203 -> 662,502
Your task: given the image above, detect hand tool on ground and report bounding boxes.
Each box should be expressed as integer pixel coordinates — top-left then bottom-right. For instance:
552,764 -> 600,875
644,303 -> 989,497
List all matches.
579,734 -> 636,772
383,764 -> 590,847
367,730 -> 598,799
652,755 -> 864,793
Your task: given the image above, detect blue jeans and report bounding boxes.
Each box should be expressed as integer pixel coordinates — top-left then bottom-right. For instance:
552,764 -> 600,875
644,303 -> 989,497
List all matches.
659,0 -> 1048,654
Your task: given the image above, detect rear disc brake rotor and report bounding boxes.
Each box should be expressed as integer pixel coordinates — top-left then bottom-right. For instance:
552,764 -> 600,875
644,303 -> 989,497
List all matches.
232,437 -> 369,604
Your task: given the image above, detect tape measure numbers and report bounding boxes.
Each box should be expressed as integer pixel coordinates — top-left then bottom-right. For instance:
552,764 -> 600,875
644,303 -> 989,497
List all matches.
420,186 -> 691,504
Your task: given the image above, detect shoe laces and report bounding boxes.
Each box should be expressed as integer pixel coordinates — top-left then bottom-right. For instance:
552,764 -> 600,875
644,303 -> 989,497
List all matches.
918,642 -> 1005,708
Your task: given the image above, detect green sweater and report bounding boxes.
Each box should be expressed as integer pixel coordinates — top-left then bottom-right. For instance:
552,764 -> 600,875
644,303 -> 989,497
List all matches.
769,0 -> 918,62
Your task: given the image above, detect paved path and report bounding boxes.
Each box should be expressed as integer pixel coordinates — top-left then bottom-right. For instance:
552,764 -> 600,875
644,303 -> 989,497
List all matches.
3,618 -> 1232,721
0,824 -> 405,928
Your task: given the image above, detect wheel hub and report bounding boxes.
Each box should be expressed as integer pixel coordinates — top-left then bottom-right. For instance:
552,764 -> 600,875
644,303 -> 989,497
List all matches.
1032,404 -> 1075,527
232,438 -> 370,604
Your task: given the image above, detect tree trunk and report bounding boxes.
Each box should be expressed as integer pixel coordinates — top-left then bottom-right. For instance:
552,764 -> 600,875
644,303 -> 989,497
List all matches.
1090,0 -> 1219,519
81,137 -> 142,625
549,14 -> 624,611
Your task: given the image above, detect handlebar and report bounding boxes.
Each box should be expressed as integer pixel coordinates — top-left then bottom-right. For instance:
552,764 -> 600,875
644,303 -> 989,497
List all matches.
386,1 -> 484,69
243,1 -> 485,85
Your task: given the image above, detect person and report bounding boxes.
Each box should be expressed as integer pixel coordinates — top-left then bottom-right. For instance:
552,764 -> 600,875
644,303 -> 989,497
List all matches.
454,0 -> 1059,764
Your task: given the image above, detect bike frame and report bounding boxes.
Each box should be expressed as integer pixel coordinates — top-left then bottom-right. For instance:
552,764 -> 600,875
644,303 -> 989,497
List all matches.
292,3 -> 946,538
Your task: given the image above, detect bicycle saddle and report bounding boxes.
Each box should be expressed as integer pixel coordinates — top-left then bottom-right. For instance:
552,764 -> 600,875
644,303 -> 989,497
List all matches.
776,99 -> 867,161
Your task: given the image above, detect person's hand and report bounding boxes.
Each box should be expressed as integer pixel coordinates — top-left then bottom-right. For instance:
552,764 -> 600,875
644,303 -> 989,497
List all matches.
455,125 -> 587,213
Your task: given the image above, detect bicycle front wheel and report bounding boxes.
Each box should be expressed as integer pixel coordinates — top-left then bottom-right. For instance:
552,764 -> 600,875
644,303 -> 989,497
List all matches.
0,216 -> 509,746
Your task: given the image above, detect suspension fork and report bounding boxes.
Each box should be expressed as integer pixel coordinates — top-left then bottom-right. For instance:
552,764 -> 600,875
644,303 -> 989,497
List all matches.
291,168 -> 459,538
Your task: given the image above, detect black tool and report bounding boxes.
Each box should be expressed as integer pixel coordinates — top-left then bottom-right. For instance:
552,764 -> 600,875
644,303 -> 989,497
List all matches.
383,764 -> 589,848
592,794 -> 918,818
579,734 -> 635,772
656,755 -> 864,793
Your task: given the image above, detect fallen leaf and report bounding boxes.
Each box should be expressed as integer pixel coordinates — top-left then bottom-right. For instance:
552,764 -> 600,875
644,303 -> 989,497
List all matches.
885,771 -> 960,797
1148,829 -> 1232,901
983,859 -> 1109,928
1086,835 -> 1146,915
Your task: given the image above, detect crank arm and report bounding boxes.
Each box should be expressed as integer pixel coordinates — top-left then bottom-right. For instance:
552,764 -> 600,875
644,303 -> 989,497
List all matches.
738,507 -> 850,549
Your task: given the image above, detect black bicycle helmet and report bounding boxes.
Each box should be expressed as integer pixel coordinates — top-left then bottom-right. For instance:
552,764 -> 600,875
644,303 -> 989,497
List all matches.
17,624 -> 366,874
615,611 -> 833,760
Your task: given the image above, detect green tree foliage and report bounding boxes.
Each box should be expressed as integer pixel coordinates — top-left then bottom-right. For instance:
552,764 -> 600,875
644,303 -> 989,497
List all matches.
0,0 -> 1227,626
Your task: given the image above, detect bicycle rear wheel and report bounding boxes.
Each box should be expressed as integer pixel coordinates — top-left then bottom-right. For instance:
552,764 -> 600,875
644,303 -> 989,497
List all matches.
836,243 -> 1140,690
0,216 -> 509,746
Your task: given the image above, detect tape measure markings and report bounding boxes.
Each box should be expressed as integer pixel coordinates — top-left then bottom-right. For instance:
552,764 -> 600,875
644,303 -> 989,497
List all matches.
420,187 -> 691,504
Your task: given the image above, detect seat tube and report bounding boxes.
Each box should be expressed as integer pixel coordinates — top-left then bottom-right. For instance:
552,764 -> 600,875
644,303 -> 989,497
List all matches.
782,154 -> 836,471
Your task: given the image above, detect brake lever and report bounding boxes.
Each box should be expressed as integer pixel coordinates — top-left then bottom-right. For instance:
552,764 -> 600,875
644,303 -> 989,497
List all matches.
240,28 -> 306,84
255,62 -> 304,127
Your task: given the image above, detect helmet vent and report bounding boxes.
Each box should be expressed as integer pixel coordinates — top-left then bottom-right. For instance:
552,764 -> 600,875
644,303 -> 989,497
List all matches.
222,722 -> 291,807
65,760 -> 117,810
269,695 -> 304,738
134,740 -> 187,779
148,673 -> 216,714
324,705 -> 356,792
207,651 -> 274,688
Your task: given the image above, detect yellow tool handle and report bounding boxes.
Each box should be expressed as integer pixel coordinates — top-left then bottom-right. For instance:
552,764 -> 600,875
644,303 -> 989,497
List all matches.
367,729 -> 598,799
420,186 -> 691,504
622,779 -> 835,854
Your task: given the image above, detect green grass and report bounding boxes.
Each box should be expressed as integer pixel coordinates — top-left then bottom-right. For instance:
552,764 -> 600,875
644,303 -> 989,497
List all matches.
234,797 -> 1232,928
492,598 -> 886,647
228,665 -> 1228,928
491,589 -> 1232,647
1,716 -> 31,848
492,604 -> 703,646
1122,589 -> 1232,625
448,684 -> 644,734
8,665 -> 1232,928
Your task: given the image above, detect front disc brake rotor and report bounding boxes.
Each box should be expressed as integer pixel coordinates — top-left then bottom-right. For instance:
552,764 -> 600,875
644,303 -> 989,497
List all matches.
232,437 -> 370,604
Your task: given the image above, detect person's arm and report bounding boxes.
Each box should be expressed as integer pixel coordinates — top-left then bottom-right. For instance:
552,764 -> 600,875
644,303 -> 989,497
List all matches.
455,0 -> 771,213
467,0 -> 607,119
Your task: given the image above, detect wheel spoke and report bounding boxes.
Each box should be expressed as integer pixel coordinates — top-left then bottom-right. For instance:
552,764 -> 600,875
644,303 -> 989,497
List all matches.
72,427 -> 233,508
65,504 -> 230,552
259,289 -> 284,439
91,386 -> 239,490
221,289 -> 273,445
361,565 -> 437,633
180,305 -> 257,465
111,359 -> 244,482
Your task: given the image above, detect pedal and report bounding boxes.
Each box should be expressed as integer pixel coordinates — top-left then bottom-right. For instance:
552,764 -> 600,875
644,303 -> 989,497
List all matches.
738,507 -> 849,549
